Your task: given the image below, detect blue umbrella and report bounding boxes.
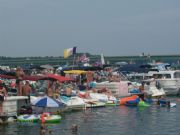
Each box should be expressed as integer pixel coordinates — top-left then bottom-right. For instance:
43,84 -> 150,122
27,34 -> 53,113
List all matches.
32,96 -> 64,108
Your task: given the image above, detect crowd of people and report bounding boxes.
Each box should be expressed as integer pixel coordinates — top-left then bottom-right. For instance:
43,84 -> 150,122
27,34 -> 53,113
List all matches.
3,65 -> 162,116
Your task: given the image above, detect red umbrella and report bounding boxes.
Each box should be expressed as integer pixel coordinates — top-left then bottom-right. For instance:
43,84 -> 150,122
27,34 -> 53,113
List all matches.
39,74 -> 73,82
0,74 -> 73,82
23,75 -> 44,81
0,74 -> 16,79
0,74 -> 45,81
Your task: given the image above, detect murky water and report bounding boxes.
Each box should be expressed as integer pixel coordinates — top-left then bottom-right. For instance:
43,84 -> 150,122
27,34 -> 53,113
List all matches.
1,97 -> 180,135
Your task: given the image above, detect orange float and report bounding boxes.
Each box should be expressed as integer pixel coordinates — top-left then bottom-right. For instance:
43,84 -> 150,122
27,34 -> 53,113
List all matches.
119,95 -> 138,105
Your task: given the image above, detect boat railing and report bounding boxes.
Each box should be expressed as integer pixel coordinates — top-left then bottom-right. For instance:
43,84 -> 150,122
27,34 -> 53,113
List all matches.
119,72 -> 128,81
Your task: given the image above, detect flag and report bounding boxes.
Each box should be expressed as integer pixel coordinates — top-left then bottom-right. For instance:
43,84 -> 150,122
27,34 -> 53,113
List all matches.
64,47 -> 76,58
79,54 -> 89,63
93,61 -> 102,67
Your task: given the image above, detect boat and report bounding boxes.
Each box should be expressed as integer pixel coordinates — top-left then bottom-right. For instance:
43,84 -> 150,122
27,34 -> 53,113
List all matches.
105,100 -> 119,106
60,96 -> 85,110
95,81 -> 130,97
90,93 -> 118,105
79,91 -> 118,106
170,103 -> 176,108
83,99 -> 106,108
0,96 -> 28,118
90,93 -> 108,102
144,80 -> 166,97
148,70 -> 180,95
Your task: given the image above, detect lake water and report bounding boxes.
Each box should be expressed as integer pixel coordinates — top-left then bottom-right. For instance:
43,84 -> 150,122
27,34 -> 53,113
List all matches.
1,97 -> 180,135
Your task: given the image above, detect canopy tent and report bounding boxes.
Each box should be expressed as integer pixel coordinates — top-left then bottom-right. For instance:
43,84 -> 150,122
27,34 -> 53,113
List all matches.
0,74 -> 44,81
118,64 -> 152,74
38,74 -> 73,82
29,65 -> 44,70
62,66 -> 103,71
0,69 -> 16,76
0,74 -> 16,79
23,75 -> 44,81
0,73 -> 72,82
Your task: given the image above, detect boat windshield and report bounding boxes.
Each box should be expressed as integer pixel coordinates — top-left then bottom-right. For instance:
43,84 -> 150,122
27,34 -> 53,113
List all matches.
153,73 -> 171,79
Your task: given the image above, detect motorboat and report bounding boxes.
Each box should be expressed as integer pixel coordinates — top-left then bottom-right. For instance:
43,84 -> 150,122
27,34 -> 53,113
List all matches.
148,70 -> 180,95
60,96 -> 85,110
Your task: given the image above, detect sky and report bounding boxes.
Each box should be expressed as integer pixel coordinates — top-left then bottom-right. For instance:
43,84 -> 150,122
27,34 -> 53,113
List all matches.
0,0 -> 180,57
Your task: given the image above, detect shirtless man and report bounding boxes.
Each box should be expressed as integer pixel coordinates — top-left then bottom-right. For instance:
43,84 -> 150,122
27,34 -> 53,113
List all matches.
16,80 -> 23,96
16,67 -> 25,80
22,81 -> 32,96
46,81 -> 54,98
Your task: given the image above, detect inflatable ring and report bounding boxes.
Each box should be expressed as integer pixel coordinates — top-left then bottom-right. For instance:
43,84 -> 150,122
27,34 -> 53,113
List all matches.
17,114 -> 39,123
40,113 -> 61,124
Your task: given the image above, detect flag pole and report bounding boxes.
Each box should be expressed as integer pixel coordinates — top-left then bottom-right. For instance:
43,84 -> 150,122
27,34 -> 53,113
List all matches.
72,46 -> 77,70
72,54 -> 76,70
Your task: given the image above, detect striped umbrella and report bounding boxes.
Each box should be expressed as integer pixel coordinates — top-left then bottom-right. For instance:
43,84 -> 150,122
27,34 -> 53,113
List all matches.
32,96 -> 64,108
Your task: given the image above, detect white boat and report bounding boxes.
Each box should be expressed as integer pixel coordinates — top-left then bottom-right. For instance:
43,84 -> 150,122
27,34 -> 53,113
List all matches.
126,73 -> 153,82
77,91 -> 106,108
60,96 -> 85,110
0,96 -> 29,123
1,96 -> 28,117
148,70 -> 180,95
144,81 -> 165,97
89,93 -> 118,105
89,93 -> 108,102
95,81 -> 130,97
83,99 -> 106,108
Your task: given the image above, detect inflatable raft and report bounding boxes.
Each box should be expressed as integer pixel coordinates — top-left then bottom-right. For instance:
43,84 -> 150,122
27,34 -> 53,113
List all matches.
17,114 -> 39,123
40,113 -> 61,123
125,98 -> 140,106
119,95 -> 138,105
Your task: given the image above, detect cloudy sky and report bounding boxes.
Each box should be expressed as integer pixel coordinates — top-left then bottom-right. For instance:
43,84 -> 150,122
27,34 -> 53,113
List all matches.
0,0 -> 180,57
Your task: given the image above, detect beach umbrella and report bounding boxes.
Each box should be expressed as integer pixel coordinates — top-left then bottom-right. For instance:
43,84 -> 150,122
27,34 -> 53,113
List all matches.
32,96 -> 64,107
